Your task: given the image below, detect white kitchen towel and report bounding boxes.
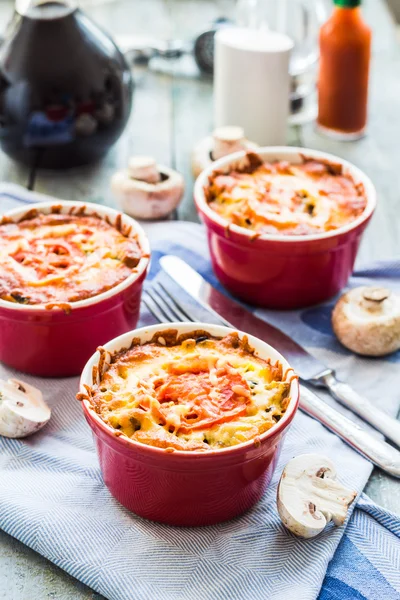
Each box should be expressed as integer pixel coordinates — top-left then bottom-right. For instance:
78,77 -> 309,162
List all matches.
0,188 -> 399,600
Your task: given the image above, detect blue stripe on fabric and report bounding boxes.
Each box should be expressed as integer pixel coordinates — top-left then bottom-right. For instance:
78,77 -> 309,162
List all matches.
355,262 -> 400,279
0,192 -> 36,205
319,576 -> 367,600
322,535 -> 400,600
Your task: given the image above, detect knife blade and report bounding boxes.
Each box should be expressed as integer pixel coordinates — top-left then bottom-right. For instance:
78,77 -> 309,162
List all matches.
160,255 -> 400,448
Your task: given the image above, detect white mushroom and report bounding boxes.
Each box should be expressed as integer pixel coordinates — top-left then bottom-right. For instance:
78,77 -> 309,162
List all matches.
191,126 -> 258,178
277,454 -> 356,539
332,286 -> 400,357
111,156 -> 184,220
0,378 -> 51,438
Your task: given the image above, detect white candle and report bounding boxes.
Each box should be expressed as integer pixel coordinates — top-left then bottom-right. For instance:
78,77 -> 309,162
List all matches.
214,27 -> 293,146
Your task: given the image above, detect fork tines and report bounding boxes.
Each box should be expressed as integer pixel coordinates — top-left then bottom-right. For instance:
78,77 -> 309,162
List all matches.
143,281 -> 196,324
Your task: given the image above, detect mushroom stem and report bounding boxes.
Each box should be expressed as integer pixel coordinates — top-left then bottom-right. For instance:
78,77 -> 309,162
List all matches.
212,126 -> 246,160
361,287 -> 390,312
128,156 -> 161,184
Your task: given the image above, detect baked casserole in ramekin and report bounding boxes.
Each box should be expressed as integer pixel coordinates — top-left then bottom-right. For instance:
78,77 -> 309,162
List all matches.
194,147 -> 376,309
0,201 -> 150,376
78,322 -> 299,526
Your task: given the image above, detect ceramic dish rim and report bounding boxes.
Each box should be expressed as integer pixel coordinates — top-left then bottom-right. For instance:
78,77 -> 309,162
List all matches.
0,200 -> 150,312
194,146 -> 377,243
79,321 -> 300,460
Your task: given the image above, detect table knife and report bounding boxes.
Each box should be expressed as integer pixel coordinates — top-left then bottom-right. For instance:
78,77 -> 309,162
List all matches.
160,255 -> 400,448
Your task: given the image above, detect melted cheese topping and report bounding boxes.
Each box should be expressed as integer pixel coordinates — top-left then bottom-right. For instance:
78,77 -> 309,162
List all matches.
0,212 -> 142,305
87,331 -> 294,452
206,155 -> 367,236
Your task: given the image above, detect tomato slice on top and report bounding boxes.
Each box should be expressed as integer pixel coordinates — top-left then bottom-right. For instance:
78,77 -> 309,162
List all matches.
156,362 -> 251,433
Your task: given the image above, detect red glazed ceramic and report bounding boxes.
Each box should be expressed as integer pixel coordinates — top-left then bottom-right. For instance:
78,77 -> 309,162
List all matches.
0,201 -> 150,377
79,322 -> 300,526
194,147 -> 376,309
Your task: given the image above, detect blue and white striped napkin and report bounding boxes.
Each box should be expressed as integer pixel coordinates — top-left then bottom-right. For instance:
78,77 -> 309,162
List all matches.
0,186 -> 399,600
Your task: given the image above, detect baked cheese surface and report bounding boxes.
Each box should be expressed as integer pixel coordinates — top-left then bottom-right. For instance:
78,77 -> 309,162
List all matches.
206,154 -> 367,236
0,211 -> 142,305
87,330 -> 295,451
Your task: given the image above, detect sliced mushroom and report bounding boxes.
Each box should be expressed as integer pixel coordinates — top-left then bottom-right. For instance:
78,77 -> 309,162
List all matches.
277,454 -> 356,538
191,126 -> 258,178
332,286 -> 400,356
111,156 -> 184,220
0,378 -> 51,438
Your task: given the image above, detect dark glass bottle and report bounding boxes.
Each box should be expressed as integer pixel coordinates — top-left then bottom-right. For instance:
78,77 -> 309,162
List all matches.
0,1 -> 133,168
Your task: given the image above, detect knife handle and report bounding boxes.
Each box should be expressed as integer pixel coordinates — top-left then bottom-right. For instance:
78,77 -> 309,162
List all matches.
317,373 -> 400,449
300,385 -> 400,478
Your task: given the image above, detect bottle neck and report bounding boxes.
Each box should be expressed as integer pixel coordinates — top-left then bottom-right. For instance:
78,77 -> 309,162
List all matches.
332,5 -> 363,23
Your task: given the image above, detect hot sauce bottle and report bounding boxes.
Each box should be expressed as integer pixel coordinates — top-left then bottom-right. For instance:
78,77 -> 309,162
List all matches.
317,0 -> 371,140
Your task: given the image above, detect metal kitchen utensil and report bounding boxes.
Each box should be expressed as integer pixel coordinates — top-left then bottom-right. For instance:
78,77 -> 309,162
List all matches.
160,255 -> 400,449
117,18 -> 232,76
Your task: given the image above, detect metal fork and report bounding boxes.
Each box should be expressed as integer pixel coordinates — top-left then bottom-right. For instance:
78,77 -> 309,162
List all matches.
142,281 -> 400,477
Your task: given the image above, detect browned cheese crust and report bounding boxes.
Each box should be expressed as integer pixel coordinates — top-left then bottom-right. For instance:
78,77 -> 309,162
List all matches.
206,153 -> 367,236
0,207 -> 142,305
79,330 -> 297,452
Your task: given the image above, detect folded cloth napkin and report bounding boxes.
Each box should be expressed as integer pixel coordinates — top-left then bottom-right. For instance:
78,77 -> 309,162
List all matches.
0,188 -> 399,600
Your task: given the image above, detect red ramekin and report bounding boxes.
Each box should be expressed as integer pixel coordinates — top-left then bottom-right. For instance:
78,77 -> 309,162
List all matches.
79,322 -> 300,526
194,147 -> 377,309
0,201 -> 150,377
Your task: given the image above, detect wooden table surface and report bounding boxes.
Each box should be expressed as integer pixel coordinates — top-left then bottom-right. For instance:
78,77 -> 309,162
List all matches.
1,0 -> 399,598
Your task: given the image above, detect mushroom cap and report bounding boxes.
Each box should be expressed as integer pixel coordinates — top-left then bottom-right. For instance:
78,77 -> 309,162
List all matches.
111,164 -> 184,220
0,378 -> 51,438
332,286 -> 400,356
277,453 -> 356,539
